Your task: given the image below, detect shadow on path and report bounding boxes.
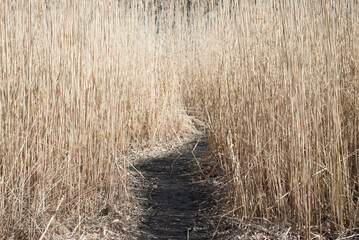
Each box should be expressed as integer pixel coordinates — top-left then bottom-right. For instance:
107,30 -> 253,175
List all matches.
131,135 -> 226,240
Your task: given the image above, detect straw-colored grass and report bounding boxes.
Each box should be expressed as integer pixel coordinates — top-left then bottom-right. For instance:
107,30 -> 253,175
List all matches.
1,0 -> 358,238
0,1 -> 192,238
182,1 -> 359,238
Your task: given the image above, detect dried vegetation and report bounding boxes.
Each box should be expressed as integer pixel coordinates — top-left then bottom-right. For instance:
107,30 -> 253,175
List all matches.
0,0 -> 358,239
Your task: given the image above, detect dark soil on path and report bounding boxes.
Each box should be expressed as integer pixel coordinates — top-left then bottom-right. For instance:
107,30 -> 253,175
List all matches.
130,133 -> 230,240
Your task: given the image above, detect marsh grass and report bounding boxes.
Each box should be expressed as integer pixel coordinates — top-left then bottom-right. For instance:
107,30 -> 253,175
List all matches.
0,1 -> 193,238
183,0 -> 359,238
0,0 -> 358,238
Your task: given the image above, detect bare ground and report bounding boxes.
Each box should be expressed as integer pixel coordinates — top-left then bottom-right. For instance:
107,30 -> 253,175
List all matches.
128,133 -> 231,240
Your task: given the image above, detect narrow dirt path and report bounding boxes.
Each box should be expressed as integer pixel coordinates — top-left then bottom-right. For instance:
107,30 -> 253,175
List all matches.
130,133 -> 228,240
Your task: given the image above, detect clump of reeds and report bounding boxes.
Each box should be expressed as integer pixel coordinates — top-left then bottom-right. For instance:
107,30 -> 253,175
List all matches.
0,1 -> 192,238
182,0 -> 359,238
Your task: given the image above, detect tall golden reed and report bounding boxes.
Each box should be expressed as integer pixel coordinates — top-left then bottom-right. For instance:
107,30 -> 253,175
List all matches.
0,1 -> 191,238
182,0 -> 359,237
0,0 -> 358,238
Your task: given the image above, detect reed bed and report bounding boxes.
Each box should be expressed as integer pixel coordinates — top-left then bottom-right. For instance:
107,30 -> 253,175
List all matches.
1,0 -> 358,238
182,0 -> 359,238
0,1 -> 192,238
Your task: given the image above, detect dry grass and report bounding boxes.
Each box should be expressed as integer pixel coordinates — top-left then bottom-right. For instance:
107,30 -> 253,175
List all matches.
1,0 -> 358,239
0,1 -> 192,238
182,0 -> 359,238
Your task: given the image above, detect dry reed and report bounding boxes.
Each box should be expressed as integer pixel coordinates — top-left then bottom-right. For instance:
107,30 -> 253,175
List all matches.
181,0 -> 359,238
1,0 -> 358,238
0,1 -> 192,238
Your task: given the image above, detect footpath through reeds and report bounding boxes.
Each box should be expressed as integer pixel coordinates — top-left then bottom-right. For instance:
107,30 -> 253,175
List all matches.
0,1 -> 358,239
